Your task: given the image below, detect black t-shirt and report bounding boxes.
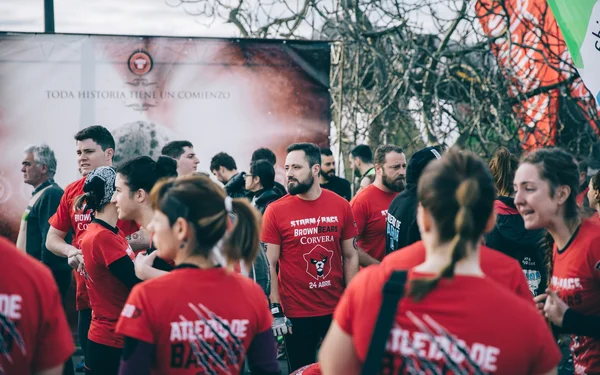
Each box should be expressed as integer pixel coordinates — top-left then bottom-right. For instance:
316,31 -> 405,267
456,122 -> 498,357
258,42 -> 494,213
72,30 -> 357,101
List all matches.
385,186 -> 420,254
320,176 -> 352,201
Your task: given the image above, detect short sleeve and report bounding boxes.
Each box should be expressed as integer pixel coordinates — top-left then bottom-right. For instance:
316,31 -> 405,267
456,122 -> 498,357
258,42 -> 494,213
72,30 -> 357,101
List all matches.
350,198 -> 367,238
529,312 -> 561,374
342,202 -> 359,241
116,284 -> 155,344
260,205 -> 282,245
95,232 -> 130,266
32,273 -> 75,372
118,220 -> 140,237
48,190 -> 73,233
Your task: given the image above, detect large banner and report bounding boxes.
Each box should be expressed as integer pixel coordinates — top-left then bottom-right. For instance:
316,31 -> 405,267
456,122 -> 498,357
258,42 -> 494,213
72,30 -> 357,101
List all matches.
476,0 -> 599,150
0,33 -> 331,240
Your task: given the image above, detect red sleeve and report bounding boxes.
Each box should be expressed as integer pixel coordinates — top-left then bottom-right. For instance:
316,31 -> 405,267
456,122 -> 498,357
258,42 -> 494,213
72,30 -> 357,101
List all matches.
95,232 -> 130,266
530,312 -> 561,374
118,220 -> 140,237
260,205 -> 281,245
48,189 -> 72,232
342,202 -> 359,241
32,271 -> 75,372
116,284 -> 155,343
350,198 -> 367,239
334,266 -> 374,335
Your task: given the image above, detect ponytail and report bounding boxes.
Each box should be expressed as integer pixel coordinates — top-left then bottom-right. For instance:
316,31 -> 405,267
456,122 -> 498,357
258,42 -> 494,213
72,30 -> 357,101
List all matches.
223,199 -> 261,264
489,147 -> 518,197
409,178 -> 481,301
74,193 -> 90,213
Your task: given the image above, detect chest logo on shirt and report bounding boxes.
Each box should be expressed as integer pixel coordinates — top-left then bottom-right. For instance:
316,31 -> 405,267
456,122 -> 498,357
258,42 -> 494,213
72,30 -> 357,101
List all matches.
303,245 -> 334,280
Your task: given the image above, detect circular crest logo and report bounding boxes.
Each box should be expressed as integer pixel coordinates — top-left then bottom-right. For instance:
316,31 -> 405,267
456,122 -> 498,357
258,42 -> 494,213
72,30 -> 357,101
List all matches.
128,50 -> 152,76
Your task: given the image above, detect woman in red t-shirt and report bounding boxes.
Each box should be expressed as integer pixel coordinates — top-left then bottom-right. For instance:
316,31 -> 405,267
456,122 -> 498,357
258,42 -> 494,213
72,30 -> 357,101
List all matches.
116,175 -> 279,375
514,148 -> 600,373
75,167 -> 142,375
319,148 -> 560,375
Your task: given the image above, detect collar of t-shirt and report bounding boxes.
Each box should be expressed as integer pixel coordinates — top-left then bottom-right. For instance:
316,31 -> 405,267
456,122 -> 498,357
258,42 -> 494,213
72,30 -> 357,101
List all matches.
91,218 -> 119,234
32,179 -> 54,196
362,167 -> 375,179
556,224 -> 582,254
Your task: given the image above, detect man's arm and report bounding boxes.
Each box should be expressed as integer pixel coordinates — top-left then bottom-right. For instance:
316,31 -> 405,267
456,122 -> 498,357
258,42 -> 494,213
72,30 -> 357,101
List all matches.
341,238 -> 359,285
46,227 -> 78,258
126,229 -> 151,252
357,245 -> 379,266
265,243 -> 281,304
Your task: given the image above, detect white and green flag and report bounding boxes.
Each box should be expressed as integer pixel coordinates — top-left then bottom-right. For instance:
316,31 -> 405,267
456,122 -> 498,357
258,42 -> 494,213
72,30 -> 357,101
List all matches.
548,0 -> 600,104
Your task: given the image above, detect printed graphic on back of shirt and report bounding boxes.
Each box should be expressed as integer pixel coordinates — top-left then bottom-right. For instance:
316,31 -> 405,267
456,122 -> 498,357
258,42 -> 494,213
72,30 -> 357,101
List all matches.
384,312 -> 496,374
168,302 -> 248,373
0,297 -> 26,375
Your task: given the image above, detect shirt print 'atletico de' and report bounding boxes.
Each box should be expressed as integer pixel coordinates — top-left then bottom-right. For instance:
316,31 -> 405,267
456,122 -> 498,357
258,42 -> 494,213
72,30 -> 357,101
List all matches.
551,219 -> 600,375
261,189 -> 357,318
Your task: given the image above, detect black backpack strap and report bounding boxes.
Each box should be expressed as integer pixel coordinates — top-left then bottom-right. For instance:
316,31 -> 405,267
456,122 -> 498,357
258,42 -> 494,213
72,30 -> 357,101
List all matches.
361,270 -> 408,375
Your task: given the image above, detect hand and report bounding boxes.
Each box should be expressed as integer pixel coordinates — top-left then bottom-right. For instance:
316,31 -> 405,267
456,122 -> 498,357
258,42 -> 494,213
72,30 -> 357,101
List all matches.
533,293 -> 547,314
271,303 -> 292,336
67,249 -> 83,270
134,251 -> 159,280
544,289 -> 569,327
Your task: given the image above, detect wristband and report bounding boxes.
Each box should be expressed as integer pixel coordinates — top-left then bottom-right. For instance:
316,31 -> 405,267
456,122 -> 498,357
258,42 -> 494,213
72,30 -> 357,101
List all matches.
270,303 -> 284,317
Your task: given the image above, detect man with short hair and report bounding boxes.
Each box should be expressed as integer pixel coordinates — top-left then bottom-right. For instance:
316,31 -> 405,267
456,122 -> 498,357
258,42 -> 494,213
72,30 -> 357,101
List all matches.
386,146 -> 442,254
261,142 -> 360,371
319,148 -> 351,201
251,147 -> 287,197
17,144 -> 71,296
350,144 -> 375,180
16,144 -> 74,375
351,145 -> 406,264
210,152 -> 246,198
46,125 -> 140,369
161,140 -> 199,176
245,159 -> 282,214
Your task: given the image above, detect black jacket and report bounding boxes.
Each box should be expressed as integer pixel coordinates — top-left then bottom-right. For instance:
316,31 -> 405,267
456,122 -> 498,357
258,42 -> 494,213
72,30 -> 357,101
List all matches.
385,185 -> 420,255
225,172 -> 247,199
252,188 -> 283,215
321,176 -> 352,201
484,196 -> 546,297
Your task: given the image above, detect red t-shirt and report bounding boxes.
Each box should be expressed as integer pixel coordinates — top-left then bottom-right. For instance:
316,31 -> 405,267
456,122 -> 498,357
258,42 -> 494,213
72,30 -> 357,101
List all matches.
116,267 -> 272,375
334,266 -> 561,374
261,190 -> 358,318
350,184 -> 398,261
80,221 -> 136,348
291,363 -> 321,375
0,237 -> 74,373
49,177 -> 139,311
551,219 -> 600,374
381,241 -> 533,303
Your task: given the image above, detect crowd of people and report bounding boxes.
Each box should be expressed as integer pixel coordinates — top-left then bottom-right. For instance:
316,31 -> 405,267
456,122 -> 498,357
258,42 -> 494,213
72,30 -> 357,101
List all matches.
2,123 -> 600,375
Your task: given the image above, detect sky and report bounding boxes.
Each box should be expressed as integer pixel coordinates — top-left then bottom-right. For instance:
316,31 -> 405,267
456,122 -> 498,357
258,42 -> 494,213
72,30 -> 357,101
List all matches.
0,0 -> 241,37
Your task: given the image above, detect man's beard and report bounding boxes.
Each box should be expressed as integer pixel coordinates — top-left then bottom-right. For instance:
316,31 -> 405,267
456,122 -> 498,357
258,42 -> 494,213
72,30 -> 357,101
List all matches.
321,170 -> 335,182
382,174 -> 405,192
353,167 -> 361,178
288,174 -> 314,195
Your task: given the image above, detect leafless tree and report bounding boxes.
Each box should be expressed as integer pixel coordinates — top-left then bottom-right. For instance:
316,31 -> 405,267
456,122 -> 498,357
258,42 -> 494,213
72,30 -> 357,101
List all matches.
168,0 -> 599,164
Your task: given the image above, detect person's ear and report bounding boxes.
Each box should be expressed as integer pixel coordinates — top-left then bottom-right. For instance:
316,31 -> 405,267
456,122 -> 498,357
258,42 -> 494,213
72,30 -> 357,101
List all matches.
555,185 -> 571,205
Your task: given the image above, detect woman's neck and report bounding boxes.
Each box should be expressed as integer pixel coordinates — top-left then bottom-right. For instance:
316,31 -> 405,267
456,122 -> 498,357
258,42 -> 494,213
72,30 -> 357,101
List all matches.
94,210 -> 118,227
414,239 -> 484,277
547,217 -> 581,250
175,254 -> 216,269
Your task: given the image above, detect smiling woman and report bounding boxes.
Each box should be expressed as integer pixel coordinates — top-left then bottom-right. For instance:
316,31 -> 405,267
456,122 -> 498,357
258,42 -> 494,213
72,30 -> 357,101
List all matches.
514,147 -> 600,373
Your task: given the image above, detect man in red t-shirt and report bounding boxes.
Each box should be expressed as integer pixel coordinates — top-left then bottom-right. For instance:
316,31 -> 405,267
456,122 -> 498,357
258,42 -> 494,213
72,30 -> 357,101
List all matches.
351,145 -> 406,264
0,236 -> 74,375
262,143 -> 360,371
46,125 -> 140,365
